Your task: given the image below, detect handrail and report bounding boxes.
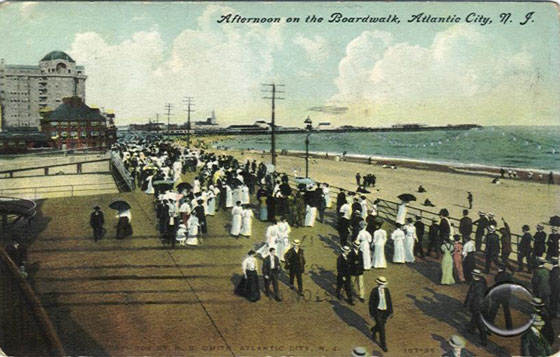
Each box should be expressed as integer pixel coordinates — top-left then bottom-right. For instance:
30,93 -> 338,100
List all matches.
0,183 -> 116,200
0,158 -> 110,175
0,249 -> 65,356
110,151 -> 135,191
0,153 -> 108,172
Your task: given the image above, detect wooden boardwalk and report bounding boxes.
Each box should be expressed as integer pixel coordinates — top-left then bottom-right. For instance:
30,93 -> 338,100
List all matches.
17,191 -> 560,356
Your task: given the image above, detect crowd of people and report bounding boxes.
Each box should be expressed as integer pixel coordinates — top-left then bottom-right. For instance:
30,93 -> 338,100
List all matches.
86,138 -> 560,355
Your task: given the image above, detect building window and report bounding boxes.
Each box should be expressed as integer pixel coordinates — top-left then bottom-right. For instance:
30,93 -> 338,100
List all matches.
80,132 -> 87,138
61,132 -> 68,138
60,122 -> 68,128
91,131 -> 99,137
70,131 -> 78,138
91,122 -> 99,127
50,131 -> 58,138
51,121 -> 58,126
70,121 -> 78,127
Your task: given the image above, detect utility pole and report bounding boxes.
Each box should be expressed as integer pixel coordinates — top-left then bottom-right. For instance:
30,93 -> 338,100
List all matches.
183,96 -> 195,147
164,103 -> 173,135
156,113 -> 160,136
262,83 -> 285,166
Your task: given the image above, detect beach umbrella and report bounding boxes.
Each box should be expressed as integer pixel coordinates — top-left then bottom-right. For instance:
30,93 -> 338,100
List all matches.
109,200 -> 131,211
295,177 -> 315,186
176,182 -> 193,192
398,193 -> 417,202
549,216 -> 560,226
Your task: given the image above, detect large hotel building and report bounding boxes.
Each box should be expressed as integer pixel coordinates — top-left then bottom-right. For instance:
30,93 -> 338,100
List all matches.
0,51 -> 86,129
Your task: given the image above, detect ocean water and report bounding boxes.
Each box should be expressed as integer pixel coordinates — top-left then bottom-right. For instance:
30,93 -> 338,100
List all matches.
215,126 -> 560,172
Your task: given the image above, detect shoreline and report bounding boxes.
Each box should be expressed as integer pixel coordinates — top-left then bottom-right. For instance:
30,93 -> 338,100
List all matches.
215,146 -> 560,184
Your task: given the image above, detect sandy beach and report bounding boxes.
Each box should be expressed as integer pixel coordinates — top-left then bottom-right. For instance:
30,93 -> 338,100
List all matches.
214,147 -> 560,242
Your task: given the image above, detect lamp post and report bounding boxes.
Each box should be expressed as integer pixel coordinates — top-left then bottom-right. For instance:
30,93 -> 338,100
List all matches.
304,116 -> 313,178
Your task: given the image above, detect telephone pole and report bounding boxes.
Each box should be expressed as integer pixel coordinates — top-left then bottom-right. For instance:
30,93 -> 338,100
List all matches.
183,96 -> 195,147
164,103 -> 173,135
156,113 -> 160,136
262,83 -> 285,166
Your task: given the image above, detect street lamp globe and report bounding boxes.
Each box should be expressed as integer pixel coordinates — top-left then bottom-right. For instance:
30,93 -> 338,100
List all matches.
304,116 -> 313,130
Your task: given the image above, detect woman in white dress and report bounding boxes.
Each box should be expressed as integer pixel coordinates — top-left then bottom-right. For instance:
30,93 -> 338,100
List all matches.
372,225 -> 387,268
230,201 -> 243,237
175,223 -> 187,246
360,197 -> 369,220
403,218 -> 417,263
304,197 -> 317,227
257,219 -> 279,258
144,174 -> 155,195
241,185 -> 250,205
322,183 -> 332,208
206,188 -> 216,216
276,216 -> 291,261
225,184 -> 233,208
396,200 -> 408,225
240,205 -> 253,237
391,223 -> 405,263
356,221 -> 373,270
193,178 -> 201,194
185,215 -> 200,246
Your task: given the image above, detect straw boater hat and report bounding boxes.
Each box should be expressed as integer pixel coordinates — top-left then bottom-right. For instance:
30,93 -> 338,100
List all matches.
531,297 -> 545,307
537,256 -> 547,265
293,239 -> 301,246
478,211 -> 486,216
353,240 -> 361,248
553,226 -> 558,232
488,213 -> 495,218
449,335 -> 466,349
537,224 -> 544,230
342,245 -> 351,253
351,347 -> 367,357
376,276 -> 388,285
533,315 -> 545,327
472,269 -> 483,280
488,225 -> 496,233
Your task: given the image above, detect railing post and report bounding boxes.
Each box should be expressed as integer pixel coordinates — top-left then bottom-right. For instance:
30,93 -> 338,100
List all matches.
71,185 -> 74,197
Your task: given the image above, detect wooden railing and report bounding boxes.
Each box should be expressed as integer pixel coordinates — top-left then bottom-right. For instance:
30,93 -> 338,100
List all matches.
0,250 -> 65,356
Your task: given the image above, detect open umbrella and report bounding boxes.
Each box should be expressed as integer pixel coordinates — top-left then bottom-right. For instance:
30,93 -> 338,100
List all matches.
231,178 -> 243,188
550,216 -> 560,226
295,177 -> 315,186
109,200 -> 131,211
398,193 -> 416,202
176,182 -> 193,192
153,180 -> 175,192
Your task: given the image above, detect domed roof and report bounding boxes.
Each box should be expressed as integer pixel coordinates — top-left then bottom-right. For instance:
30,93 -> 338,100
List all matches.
40,51 -> 75,63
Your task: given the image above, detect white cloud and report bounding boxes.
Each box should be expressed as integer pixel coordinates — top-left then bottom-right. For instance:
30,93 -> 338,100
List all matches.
67,4 -> 284,125
294,34 -> 329,63
331,24 -> 548,126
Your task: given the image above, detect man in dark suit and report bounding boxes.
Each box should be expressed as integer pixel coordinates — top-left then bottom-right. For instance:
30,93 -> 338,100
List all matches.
473,211 -> 488,252
426,219 -> 441,259
499,218 -> 515,274
532,224 -> 547,270
442,335 -> 473,357
464,269 -> 488,346
532,257 -> 552,307
549,257 -> 560,316
5,237 -> 27,268
520,316 -> 552,356
336,189 -> 346,214
467,192 -> 473,209
414,216 -> 425,258
518,224 -> 533,273
459,210 -> 473,243
546,227 -> 560,261
484,225 -> 500,273
284,239 -> 306,295
89,205 -> 105,242
349,241 -> 365,302
486,264 -> 513,329
262,247 -> 282,301
336,245 -> 353,305
369,276 -> 392,353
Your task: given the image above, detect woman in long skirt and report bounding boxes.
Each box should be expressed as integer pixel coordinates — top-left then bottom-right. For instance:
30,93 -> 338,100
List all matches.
304,204 -> 317,227
257,219 -> 278,258
241,185 -> 250,205
276,216 -> 291,261
372,224 -> 387,268
462,236 -> 476,282
441,238 -> 455,285
225,185 -> 233,208
185,215 -> 200,246
396,200 -> 408,225
391,224 -> 405,263
175,223 -> 187,246
322,183 -> 332,208
356,221 -> 372,270
452,235 -> 465,282
404,218 -> 417,263
240,205 -> 253,237
230,201 -> 243,237
206,187 -> 216,216
116,209 -> 132,239
259,194 -> 268,221
235,250 -> 260,302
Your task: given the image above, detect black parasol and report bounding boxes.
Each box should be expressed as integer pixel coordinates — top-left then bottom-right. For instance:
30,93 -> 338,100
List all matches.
398,193 -> 417,202
109,200 -> 131,211
153,180 -> 175,191
176,182 -> 193,192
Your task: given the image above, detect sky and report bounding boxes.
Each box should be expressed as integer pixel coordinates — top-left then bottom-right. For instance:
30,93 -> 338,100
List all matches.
1,1 -> 559,127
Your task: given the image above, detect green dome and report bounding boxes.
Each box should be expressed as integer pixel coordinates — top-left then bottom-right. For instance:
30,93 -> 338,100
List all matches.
40,51 -> 75,63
